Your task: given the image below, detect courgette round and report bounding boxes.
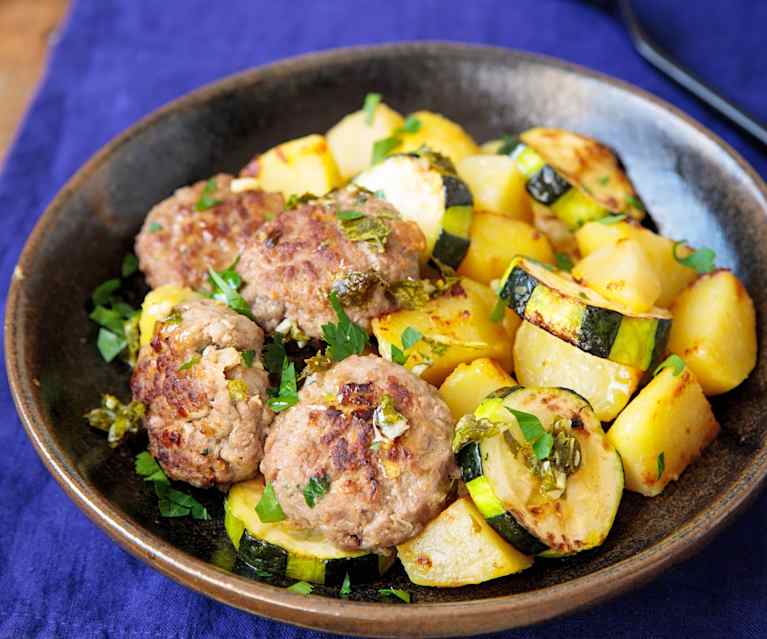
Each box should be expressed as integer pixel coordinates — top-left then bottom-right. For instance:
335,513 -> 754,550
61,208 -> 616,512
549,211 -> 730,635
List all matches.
354,151 -> 473,268
457,385 -> 624,557
225,480 -> 395,585
499,256 -> 671,371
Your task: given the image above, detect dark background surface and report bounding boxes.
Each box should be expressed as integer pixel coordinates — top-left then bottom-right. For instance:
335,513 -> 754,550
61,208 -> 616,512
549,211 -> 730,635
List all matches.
1,1 -> 766,637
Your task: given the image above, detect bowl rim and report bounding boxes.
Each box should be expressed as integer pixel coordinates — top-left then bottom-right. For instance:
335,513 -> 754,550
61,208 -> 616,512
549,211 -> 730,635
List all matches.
5,41 -> 767,637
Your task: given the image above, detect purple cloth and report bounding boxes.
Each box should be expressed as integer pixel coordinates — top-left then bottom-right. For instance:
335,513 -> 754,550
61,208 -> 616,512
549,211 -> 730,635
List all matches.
1,1 -> 765,637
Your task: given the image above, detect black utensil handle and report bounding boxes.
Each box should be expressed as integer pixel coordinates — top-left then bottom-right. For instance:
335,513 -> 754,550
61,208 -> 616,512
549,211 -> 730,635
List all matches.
619,0 -> 767,146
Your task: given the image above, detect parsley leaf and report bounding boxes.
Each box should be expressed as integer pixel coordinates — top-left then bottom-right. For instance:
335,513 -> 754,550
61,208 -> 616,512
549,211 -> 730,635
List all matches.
263,334 -> 287,376
91,278 -> 121,306
363,92 -> 381,125
97,328 -> 128,362
336,209 -> 365,221
507,408 -> 552,461
398,115 -> 422,134
287,581 -> 314,596
90,305 -> 128,335
303,474 -> 331,508
378,588 -> 411,603
672,240 -> 716,274
240,350 -> 256,368
626,195 -> 646,212
148,222 -> 163,233
121,253 -> 139,277
206,262 -> 255,320
489,297 -> 506,323
653,353 -> 685,377
256,482 -> 286,523
268,359 -> 299,412
134,451 -> 209,520
178,354 -> 201,371
401,326 -> 423,350
195,178 -> 223,212
597,214 -> 627,225
390,344 -> 408,366
497,134 -> 521,156
657,452 -> 665,481
372,136 -> 402,164
340,572 -> 352,599
555,252 -> 574,272
322,291 -> 369,361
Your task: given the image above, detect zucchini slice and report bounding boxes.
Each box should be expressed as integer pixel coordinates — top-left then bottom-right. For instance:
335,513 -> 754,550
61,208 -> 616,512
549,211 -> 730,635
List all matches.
354,151 -> 473,268
499,257 -> 671,371
457,386 -> 624,556
225,480 -> 394,585
520,127 -> 645,221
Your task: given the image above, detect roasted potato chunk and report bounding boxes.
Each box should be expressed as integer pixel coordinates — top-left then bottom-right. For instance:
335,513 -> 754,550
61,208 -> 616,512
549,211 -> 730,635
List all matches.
438,358 -> 516,420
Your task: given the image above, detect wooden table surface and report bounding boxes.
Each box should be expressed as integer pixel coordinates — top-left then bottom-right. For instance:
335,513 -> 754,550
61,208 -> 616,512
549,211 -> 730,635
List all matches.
0,0 -> 70,164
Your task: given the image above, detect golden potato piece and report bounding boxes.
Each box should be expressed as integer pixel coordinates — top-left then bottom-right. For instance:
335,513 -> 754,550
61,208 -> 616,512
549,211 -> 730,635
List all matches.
438,358 -> 516,421
456,154 -> 532,221
397,111 -> 479,165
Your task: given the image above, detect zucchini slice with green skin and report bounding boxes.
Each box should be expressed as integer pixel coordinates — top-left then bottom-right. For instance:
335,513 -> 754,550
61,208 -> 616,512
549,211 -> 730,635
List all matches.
457,386 -> 624,557
499,256 -> 671,371
225,480 -> 395,585
354,152 -> 473,268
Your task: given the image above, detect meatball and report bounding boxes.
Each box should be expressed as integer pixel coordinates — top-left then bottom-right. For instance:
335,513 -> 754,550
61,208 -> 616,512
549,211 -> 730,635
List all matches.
261,355 -> 456,550
131,298 -> 272,488
238,186 -> 424,339
135,173 -> 284,290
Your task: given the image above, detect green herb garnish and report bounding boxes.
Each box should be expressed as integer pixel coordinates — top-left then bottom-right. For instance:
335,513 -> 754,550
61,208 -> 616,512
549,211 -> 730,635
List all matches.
597,175 -> 610,186
672,240 -> 716,274
135,451 -> 210,519
148,222 -> 163,233
626,195 -> 646,212
390,344 -> 407,366
263,334 -> 287,376
206,260 -> 255,320
287,581 -> 314,596
451,415 -> 502,453
178,354 -> 201,371
85,394 -> 145,447
507,408 -> 553,461
285,192 -> 316,209
303,474 -> 331,508
399,115 -> 422,134
378,588 -> 410,603
363,92 -> 382,125
653,353 -> 685,377
90,305 -> 128,335
555,252 -> 574,272
657,451 -> 665,481
256,481 -> 286,523
97,328 -> 128,363
337,211 -> 391,252
322,291 -> 369,361
91,278 -> 121,306
389,278 -> 434,310
401,326 -> 423,350
340,573 -> 352,599
240,350 -> 256,368
121,253 -> 139,277
336,209 -> 365,221
597,214 -> 627,225
497,134 -> 521,156
267,358 -> 299,412
331,270 -> 381,306
194,178 -> 223,212
489,297 -> 506,323
372,136 -> 402,164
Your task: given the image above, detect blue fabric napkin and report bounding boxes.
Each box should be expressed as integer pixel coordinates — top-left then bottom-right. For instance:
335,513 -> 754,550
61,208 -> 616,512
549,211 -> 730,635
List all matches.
1,1 -> 765,637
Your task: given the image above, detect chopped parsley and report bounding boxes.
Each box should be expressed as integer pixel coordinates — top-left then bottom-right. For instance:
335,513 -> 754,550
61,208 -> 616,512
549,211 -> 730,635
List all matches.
399,115 -> 422,134
303,474 -> 331,508
389,278 -> 434,310
194,178 -> 223,212
255,482 -> 286,523
96,328 -> 128,363
337,211 -> 391,252
135,451 -> 210,520
507,408 -> 553,461
321,291 -> 369,361
336,209 -> 365,221
287,581 -> 314,596
121,253 -> 138,278
489,296 -> 506,323
178,354 -> 201,371
84,394 -> 145,447
555,252 -> 574,272
363,92 -> 381,125
657,452 -> 666,481
390,344 -> 407,366
285,192 -> 316,209
90,305 -> 129,336
373,394 -> 409,440
206,259 -> 255,320
378,588 -> 411,603
372,136 -> 402,164
148,222 -> 163,233
339,573 -> 352,599
240,350 -> 256,368
597,214 -> 627,225
497,134 -> 521,156
91,278 -> 121,306
400,326 -> 422,350
626,195 -> 646,212
672,240 -> 716,274
263,334 -> 287,376
267,358 -> 299,412
653,353 -> 685,377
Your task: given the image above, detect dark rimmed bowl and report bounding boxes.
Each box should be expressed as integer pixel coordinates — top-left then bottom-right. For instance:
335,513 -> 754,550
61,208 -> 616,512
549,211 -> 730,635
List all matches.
5,43 -> 767,638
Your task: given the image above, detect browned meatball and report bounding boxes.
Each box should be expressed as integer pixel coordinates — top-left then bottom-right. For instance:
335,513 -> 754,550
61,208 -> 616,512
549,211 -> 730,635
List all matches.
260,355 -> 456,551
131,298 -> 272,488
135,174 -> 284,290
238,186 -> 424,339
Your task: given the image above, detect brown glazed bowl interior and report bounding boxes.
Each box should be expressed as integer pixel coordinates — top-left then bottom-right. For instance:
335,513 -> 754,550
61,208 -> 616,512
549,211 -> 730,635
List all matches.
5,43 -> 767,638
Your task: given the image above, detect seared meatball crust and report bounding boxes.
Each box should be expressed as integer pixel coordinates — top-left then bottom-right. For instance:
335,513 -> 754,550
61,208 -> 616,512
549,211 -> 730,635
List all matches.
131,298 -> 272,488
135,173 -> 284,290
238,186 -> 424,339
261,355 -> 456,551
